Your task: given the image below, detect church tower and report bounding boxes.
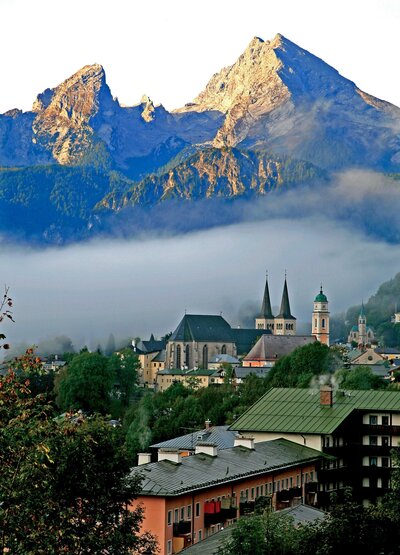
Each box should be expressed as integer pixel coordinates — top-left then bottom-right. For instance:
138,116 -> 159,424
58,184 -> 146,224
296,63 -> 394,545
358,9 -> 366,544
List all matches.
312,285 -> 330,346
274,277 -> 296,335
255,273 -> 275,331
358,302 -> 367,347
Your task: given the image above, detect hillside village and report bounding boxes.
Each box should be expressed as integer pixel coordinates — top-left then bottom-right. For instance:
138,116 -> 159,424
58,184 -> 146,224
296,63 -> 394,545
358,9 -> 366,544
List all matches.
119,276 -> 400,555
4,274 -> 400,554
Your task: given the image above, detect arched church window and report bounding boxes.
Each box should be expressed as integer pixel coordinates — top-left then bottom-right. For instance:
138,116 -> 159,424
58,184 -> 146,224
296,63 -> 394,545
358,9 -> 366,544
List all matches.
322,319 -> 325,328
221,345 -> 227,354
176,345 -> 181,368
185,344 -> 190,367
202,345 -> 208,369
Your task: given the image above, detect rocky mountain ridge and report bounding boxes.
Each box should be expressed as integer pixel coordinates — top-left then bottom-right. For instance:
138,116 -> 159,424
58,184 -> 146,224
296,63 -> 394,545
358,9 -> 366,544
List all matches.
1,33 -> 400,243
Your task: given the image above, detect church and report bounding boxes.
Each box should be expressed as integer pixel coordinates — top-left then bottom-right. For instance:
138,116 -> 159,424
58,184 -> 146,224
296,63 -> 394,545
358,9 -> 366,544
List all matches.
164,275 -> 330,370
255,274 -> 330,346
347,303 -> 375,347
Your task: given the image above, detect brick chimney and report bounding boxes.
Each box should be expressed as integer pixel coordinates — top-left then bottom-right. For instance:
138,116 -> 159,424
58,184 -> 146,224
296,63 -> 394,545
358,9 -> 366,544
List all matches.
320,384 -> 333,407
234,435 -> 255,450
138,453 -> 152,465
195,442 -> 218,457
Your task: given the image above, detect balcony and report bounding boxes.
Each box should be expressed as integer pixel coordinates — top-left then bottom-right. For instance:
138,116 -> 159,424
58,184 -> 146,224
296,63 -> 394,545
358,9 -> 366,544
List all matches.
363,424 -> 400,435
173,520 -> 191,536
239,500 -> 255,516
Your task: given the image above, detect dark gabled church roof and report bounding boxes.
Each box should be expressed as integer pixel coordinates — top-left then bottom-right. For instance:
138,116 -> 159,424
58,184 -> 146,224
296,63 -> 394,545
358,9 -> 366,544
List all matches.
170,314 -> 234,343
276,278 -> 296,320
230,328 -> 271,356
259,274 -> 274,318
137,336 -> 166,354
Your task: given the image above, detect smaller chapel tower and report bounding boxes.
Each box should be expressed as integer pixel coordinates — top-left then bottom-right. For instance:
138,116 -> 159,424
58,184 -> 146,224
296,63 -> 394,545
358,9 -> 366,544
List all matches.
358,303 -> 367,347
312,286 -> 330,346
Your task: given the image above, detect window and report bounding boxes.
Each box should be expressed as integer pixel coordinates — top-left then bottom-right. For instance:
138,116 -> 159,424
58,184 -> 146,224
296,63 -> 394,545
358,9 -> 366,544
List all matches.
310,472 -> 314,482
256,486 -> 259,498
382,477 -> 389,489
251,488 -> 254,499
167,510 -> 172,526
369,415 -> 378,425
370,457 -> 378,466
187,505 -> 191,519
202,345 -> 208,369
185,344 -> 190,367
198,530 -> 202,542
176,345 -> 181,368
322,318 -> 325,328
167,540 -> 172,555
382,457 -> 389,468
382,415 -> 389,426
382,436 -> 389,447
174,509 -> 179,523
180,507 -> 185,521
195,502 -> 200,517
221,344 -> 227,354
277,480 -> 280,492
369,436 -> 378,446
290,477 -> 293,488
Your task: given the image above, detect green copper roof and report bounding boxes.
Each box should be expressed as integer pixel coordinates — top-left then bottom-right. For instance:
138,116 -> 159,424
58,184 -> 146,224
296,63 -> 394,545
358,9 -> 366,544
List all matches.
230,387 -> 400,435
314,286 -> 327,303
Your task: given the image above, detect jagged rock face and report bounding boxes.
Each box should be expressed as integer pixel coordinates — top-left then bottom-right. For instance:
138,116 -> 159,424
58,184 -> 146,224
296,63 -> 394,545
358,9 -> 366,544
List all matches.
176,35 -> 291,146
176,34 -> 400,169
2,34 -> 400,172
99,147 -> 325,210
32,64 -> 115,164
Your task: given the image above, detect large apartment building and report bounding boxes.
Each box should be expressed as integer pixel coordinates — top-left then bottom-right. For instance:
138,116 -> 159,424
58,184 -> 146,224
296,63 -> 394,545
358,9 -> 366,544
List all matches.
230,386 -> 400,505
131,437 -> 329,555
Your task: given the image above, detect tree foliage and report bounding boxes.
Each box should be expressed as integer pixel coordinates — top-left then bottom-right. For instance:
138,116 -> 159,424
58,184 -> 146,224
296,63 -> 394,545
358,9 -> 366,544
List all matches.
265,342 -> 334,388
0,285 -> 13,351
55,351 -> 115,414
0,366 -> 157,554
335,365 -> 386,390
124,377 -> 268,461
108,348 -> 140,407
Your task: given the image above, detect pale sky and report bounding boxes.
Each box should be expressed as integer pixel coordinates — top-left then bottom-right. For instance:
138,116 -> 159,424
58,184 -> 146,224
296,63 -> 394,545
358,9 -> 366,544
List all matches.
0,0 -> 399,114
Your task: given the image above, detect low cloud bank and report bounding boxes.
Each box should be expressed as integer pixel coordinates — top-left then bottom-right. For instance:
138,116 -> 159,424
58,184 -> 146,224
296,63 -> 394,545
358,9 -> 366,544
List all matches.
1,220 -> 399,354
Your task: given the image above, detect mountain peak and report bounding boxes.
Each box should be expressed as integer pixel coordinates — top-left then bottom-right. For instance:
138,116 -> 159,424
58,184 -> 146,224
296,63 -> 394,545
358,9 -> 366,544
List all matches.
31,63 -> 114,164
140,94 -> 156,122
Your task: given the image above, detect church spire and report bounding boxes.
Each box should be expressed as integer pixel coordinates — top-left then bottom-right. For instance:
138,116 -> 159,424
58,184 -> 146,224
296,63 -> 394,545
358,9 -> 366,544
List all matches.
260,271 -> 274,318
277,277 -> 294,318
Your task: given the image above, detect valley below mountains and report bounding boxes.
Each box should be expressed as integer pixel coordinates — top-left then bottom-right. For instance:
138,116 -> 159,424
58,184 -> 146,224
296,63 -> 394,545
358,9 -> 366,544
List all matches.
1,34 -> 400,244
